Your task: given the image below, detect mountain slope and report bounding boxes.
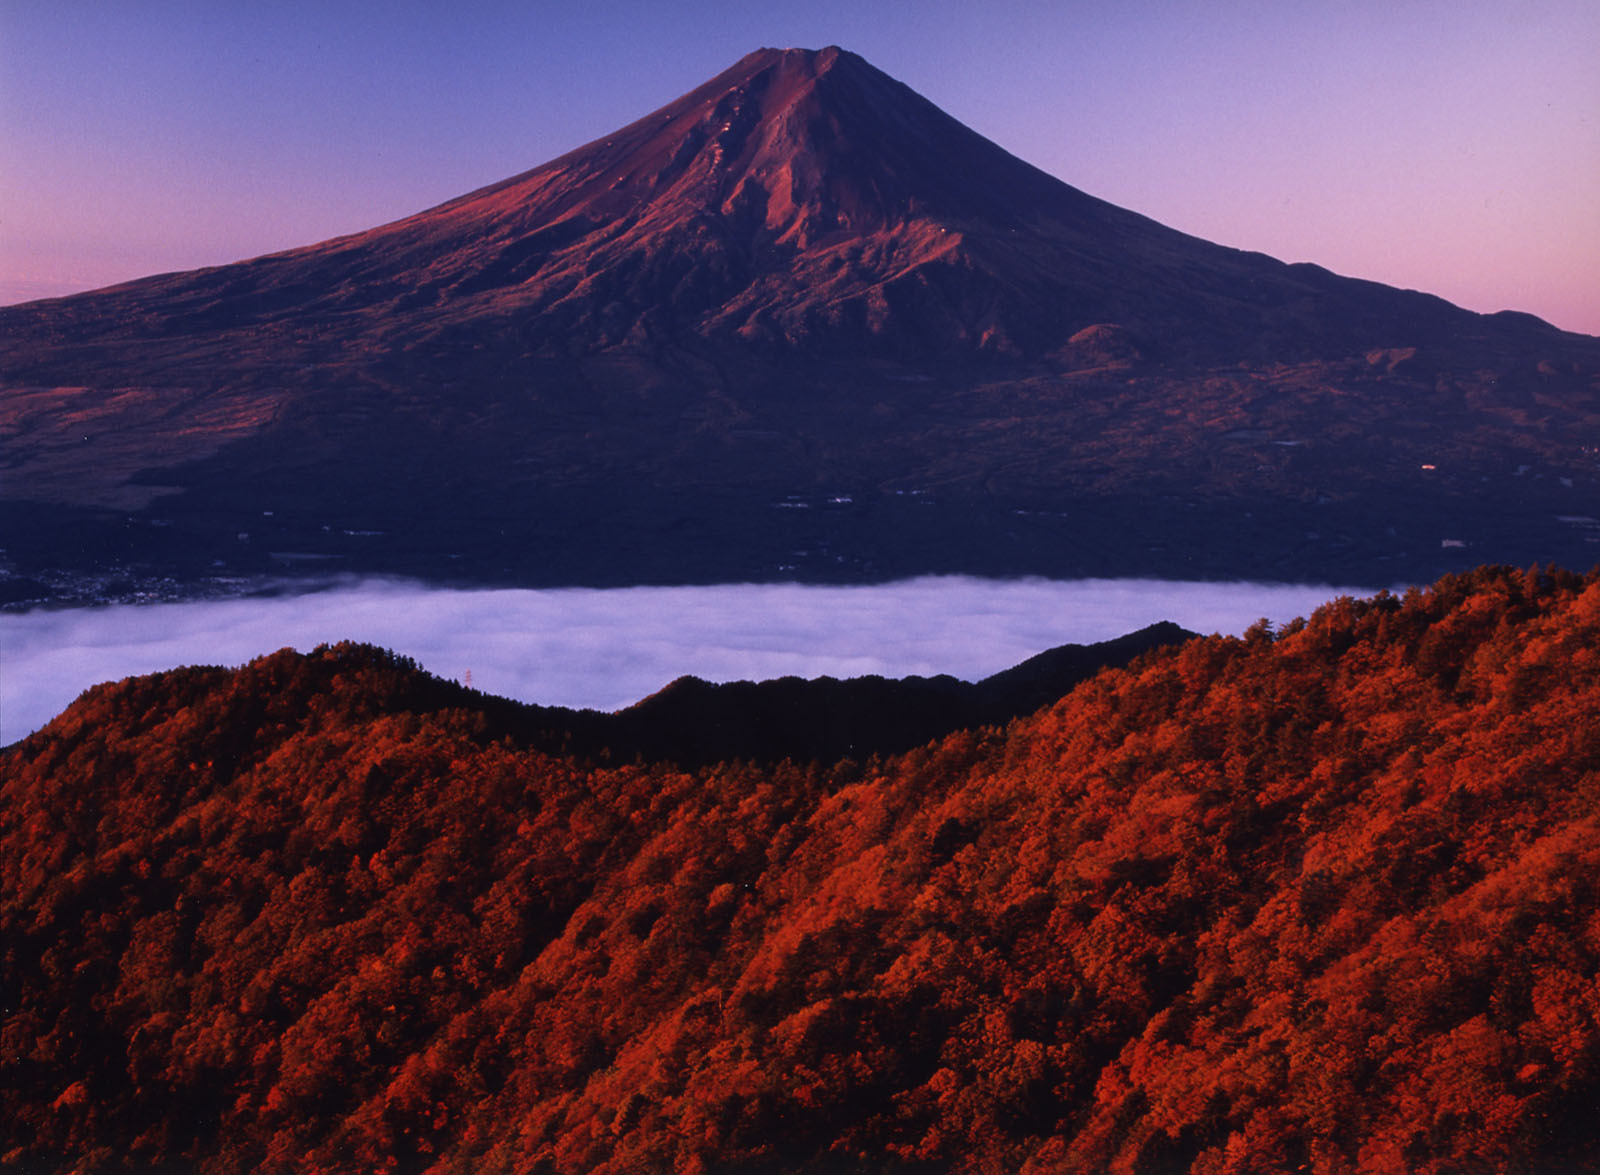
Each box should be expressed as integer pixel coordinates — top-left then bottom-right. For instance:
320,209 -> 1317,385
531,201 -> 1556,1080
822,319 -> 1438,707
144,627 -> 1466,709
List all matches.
3,47 -> 1598,596
6,567 -> 1600,1172
0,47 -> 1497,367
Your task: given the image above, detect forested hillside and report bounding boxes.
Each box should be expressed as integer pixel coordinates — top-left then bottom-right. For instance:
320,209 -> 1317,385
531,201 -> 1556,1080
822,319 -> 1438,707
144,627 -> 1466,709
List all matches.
6,566 -> 1600,1173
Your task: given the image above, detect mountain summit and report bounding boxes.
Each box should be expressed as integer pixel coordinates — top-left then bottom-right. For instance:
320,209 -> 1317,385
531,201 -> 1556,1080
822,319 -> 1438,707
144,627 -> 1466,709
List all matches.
2,48 -> 1598,597
0,46 -> 1523,364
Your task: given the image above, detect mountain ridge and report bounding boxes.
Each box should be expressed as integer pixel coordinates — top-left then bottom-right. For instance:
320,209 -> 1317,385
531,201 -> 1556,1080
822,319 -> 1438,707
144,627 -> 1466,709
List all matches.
3,619 -> 1195,766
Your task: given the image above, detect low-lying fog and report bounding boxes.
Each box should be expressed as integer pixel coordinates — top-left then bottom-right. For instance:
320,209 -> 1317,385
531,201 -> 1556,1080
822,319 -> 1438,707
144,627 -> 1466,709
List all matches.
1,576 -> 1388,746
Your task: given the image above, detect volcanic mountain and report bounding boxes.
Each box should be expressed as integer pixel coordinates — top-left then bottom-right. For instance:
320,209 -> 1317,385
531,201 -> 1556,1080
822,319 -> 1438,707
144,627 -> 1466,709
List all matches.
3,47 -> 1598,598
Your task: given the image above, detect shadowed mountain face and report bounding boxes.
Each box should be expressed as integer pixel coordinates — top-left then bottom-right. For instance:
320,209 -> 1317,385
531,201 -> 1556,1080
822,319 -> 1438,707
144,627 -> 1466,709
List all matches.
555,620 -> 1195,768
4,47 -> 1599,597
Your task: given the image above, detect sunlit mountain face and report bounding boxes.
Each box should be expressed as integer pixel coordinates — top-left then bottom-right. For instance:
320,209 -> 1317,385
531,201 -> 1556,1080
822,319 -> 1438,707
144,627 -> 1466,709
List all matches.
3,45 -> 1598,603
6,566 -> 1600,1171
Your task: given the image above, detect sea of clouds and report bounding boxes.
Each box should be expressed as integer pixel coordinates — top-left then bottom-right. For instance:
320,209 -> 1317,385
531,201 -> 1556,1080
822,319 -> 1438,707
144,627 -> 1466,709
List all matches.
1,576 -> 1388,745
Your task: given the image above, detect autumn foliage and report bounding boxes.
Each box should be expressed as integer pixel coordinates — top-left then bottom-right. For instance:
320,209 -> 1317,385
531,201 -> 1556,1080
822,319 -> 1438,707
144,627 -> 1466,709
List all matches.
6,565 -> 1600,1173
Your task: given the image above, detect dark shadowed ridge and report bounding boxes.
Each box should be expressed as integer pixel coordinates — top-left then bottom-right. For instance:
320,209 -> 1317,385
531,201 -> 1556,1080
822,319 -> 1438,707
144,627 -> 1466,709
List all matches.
589,619 -> 1196,766
28,620 -> 1188,769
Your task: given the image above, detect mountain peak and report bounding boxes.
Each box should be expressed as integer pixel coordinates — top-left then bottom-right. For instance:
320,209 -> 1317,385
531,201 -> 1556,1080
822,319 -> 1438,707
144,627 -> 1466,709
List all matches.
725,44 -> 861,83
1,45 -> 1549,365
737,44 -> 851,71
0,46 -> 1162,359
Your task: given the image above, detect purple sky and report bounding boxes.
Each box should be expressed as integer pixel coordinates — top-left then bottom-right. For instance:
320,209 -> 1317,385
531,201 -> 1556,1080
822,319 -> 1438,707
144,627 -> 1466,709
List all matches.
3,1 -> 1596,334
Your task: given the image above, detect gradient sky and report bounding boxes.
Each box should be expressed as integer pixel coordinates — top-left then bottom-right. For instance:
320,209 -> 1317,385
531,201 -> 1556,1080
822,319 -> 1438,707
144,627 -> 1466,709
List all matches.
3,1 -> 1596,334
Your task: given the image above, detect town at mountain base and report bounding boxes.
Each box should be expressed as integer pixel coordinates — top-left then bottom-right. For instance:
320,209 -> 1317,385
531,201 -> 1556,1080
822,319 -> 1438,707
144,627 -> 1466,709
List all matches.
6,564 -> 1600,1173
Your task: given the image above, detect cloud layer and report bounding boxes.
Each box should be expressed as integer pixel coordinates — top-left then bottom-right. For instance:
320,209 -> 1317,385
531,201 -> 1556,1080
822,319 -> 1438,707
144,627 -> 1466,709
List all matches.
1,576 -> 1383,745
